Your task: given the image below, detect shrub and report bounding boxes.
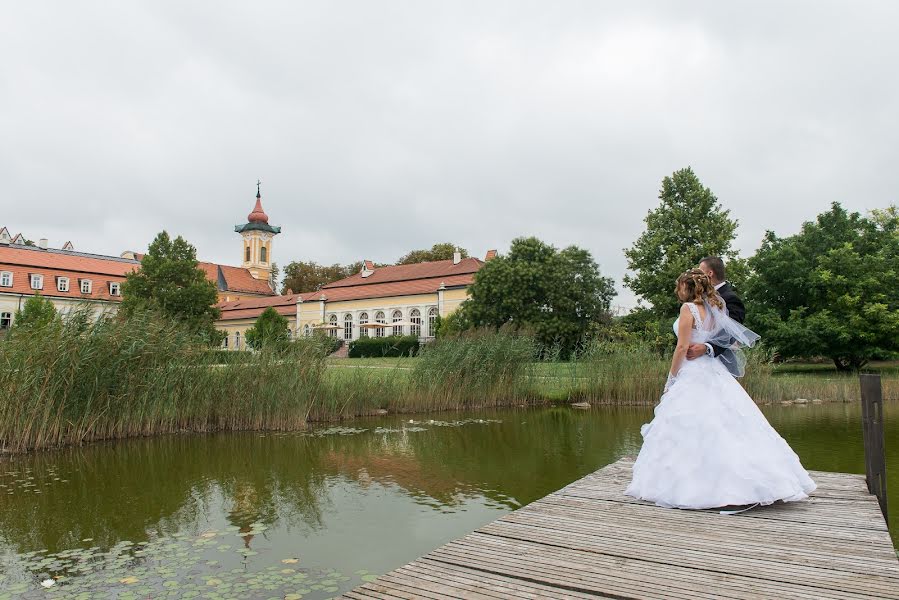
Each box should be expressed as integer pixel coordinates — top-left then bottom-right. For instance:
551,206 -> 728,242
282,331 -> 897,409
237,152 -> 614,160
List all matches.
348,335 -> 420,358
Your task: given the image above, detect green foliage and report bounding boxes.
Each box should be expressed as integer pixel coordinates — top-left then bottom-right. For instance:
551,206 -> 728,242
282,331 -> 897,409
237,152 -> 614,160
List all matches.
121,231 -> 222,343
280,261 -> 359,293
435,310 -> 469,337
410,328 -> 536,406
745,202 -> 899,370
348,335 -> 420,358
462,237 -> 615,357
245,307 -> 290,350
397,243 -> 468,265
624,167 -> 739,316
12,293 -> 61,331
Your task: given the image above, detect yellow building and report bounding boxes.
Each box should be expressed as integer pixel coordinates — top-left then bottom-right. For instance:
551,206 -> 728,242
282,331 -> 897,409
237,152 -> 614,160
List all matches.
216,252 -> 494,350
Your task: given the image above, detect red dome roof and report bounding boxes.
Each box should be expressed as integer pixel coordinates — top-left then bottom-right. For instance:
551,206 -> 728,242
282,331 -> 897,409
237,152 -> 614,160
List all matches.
247,193 -> 269,224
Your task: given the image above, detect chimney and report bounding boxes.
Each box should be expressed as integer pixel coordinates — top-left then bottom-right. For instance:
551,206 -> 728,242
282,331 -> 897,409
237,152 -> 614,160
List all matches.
485,249 -> 497,261
38,238 -> 48,249
453,251 -> 462,265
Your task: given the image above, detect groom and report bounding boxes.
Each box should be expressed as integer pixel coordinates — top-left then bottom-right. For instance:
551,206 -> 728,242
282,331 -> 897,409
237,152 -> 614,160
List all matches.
686,256 -> 746,360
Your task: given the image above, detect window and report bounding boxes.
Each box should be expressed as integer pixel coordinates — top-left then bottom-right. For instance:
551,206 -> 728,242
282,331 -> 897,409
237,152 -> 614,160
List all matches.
287,328 -> 293,341
109,282 -> 121,296
410,308 -> 421,337
428,307 -> 438,337
392,310 -> 403,336
343,314 -> 353,340
80,279 -> 92,294
0,312 -> 11,330
303,324 -> 310,337
57,277 -> 70,292
328,314 -> 338,339
260,246 -> 267,264
358,312 -> 369,338
235,331 -> 241,349
30,274 -> 43,290
245,246 -> 251,262
0,271 -> 12,287
375,311 -> 386,338
222,334 -> 229,349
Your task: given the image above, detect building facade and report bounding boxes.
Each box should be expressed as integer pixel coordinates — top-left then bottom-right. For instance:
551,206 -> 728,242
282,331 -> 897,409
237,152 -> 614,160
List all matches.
216,253 -> 492,350
0,189 -> 277,330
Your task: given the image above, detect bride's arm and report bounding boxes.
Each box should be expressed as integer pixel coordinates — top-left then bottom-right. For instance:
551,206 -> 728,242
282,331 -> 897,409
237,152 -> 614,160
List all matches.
669,303 -> 694,379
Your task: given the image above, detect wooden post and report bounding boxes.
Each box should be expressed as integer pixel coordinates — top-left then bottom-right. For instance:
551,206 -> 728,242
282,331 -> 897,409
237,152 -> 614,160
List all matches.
860,373 -> 888,523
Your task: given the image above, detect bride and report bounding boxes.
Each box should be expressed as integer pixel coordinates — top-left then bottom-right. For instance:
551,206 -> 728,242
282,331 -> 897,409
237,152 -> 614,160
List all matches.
625,269 -> 816,510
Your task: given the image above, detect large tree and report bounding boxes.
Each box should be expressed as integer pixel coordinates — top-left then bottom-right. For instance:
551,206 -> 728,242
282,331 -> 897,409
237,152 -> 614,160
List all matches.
624,167 -> 739,317
121,231 -> 222,342
745,202 -> 899,370
462,237 -> 615,355
397,243 -> 468,265
280,261 -> 358,294
245,307 -> 290,350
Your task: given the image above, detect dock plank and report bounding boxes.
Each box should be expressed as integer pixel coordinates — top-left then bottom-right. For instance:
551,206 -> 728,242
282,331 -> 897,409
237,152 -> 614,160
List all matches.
343,457 -> 899,599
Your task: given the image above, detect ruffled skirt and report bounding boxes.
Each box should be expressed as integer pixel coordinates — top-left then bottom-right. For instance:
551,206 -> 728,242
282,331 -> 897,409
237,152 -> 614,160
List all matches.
624,355 -> 816,509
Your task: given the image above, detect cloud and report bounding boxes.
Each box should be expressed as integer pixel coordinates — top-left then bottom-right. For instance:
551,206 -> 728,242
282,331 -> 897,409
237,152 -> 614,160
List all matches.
2,1 -> 897,309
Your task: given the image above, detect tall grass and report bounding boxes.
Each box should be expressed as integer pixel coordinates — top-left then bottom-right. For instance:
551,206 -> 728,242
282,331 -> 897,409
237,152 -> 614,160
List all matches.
409,328 -> 538,408
2,310 -> 893,454
0,309 -> 330,453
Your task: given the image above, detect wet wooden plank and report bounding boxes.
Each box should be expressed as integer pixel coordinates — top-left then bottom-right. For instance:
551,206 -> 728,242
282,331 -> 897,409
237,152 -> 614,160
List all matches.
342,457 -> 899,599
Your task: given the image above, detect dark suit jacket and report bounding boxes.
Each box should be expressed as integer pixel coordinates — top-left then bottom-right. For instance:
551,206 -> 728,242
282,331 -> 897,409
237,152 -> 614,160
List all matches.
710,282 -> 745,358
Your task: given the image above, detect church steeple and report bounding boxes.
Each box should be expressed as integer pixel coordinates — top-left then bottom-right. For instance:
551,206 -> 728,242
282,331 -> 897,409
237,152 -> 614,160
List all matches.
235,182 -> 281,282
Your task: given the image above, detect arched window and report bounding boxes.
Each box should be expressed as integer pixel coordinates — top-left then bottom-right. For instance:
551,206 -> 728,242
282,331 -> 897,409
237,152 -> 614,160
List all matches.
392,310 -> 403,336
235,331 -> 241,349
245,246 -> 251,262
428,307 -> 438,337
375,311 -> 386,338
410,308 -> 421,337
343,313 -> 353,340
287,327 -> 293,341
328,314 -> 338,339
222,334 -> 229,349
359,312 -> 369,338
303,324 -> 310,337
260,246 -> 267,264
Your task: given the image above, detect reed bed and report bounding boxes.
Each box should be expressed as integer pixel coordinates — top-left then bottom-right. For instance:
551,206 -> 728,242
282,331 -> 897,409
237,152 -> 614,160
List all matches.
2,311 -> 893,453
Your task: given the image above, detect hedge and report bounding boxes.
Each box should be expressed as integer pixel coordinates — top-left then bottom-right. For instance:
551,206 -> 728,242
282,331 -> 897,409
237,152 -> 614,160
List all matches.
348,335 -> 420,358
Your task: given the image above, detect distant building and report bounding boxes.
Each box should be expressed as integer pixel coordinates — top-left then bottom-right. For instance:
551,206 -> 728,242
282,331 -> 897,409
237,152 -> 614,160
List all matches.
0,188 -> 278,330
216,251 -> 494,350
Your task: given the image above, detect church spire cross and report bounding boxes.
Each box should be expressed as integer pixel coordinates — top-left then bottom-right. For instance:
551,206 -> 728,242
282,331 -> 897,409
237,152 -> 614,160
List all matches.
256,179 -> 262,198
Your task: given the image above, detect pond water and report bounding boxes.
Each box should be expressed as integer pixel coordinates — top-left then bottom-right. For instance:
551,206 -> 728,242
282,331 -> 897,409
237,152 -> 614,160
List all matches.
1,402 -> 896,598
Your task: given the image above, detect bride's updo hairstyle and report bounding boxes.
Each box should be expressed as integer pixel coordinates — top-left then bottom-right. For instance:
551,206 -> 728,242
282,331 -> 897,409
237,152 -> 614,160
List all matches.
676,268 -> 724,309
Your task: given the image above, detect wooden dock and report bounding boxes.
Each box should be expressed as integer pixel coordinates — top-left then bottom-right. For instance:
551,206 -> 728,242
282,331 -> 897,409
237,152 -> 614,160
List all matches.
343,457 -> 899,599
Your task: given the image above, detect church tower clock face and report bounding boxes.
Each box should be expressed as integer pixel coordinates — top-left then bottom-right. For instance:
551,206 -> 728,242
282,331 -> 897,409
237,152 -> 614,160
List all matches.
234,181 -> 281,283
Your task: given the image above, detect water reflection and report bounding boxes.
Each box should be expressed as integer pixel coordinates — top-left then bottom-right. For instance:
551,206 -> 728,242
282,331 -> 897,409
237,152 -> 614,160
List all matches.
0,403 -> 894,598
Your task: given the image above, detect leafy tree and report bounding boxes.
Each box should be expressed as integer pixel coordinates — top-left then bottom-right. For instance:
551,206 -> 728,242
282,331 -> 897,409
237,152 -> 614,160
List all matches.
397,243 -> 468,265
280,261 -> 357,293
745,203 -> 899,370
462,237 -> 615,356
245,307 -> 290,350
13,293 -> 60,330
624,167 -> 739,317
121,231 -> 222,343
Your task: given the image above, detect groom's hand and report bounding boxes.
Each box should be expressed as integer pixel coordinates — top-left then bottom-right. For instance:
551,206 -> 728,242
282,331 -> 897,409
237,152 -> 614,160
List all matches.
686,344 -> 707,360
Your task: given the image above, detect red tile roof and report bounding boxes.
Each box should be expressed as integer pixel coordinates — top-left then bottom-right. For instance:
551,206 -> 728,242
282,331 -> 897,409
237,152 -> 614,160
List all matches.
217,294 -> 300,321
323,257 -> 482,289
0,245 -> 138,276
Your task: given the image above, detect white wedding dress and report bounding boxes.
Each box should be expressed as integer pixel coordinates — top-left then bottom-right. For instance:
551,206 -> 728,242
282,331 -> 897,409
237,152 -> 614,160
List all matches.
625,302 -> 816,509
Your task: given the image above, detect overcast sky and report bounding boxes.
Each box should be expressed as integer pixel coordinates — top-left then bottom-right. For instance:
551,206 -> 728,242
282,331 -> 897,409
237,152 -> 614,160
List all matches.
2,1 -> 897,308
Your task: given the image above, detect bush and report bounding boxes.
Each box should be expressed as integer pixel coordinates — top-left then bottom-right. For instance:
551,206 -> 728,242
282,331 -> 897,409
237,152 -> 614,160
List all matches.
348,335 -> 420,358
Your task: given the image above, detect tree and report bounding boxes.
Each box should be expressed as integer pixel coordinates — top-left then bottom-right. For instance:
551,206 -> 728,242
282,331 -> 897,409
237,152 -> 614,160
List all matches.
13,293 -> 60,330
280,261 -> 357,294
397,243 -> 468,265
624,167 -> 739,317
462,237 -> 615,355
245,307 -> 290,350
121,231 -> 222,342
745,203 -> 899,370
